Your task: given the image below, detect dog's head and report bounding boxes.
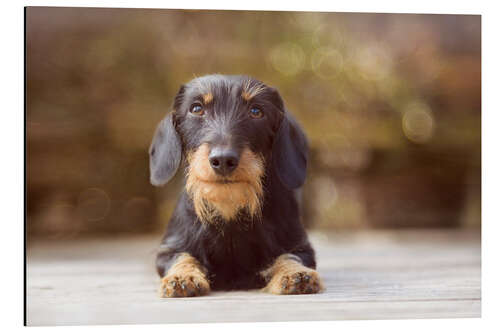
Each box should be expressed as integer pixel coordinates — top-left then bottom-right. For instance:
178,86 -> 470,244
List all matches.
149,74 -> 308,222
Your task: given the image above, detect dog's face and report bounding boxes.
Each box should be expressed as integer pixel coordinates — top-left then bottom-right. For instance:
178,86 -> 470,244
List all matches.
149,75 -> 308,223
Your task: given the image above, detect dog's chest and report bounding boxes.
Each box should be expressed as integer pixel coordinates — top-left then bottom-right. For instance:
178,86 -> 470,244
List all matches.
201,222 -> 278,289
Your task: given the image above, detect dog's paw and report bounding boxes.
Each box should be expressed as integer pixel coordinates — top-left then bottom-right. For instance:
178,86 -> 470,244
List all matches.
277,270 -> 322,295
159,274 -> 210,298
264,262 -> 323,295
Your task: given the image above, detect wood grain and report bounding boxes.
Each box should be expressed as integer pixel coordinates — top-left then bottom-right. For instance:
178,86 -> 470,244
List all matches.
26,229 -> 481,325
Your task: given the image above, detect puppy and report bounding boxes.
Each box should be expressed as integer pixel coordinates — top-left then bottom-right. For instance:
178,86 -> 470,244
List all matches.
149,74 -> 323,297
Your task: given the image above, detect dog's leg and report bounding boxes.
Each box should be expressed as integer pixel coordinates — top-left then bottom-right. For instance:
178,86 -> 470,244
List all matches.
158,252 -> 210,298
261,254 -> 323,295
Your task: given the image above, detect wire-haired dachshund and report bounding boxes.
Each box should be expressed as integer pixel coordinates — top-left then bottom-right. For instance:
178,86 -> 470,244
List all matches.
149,74 -> 324,297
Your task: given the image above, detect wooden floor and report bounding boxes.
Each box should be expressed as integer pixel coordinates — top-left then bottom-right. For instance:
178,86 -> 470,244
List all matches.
26,229 -> 481,326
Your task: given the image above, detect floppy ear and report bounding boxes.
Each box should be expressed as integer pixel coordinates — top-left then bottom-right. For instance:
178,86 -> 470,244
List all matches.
272,111 -> 309,190
149,113 -> 182,186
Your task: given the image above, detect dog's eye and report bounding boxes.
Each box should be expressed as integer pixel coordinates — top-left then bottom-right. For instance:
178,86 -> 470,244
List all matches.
249,107 -> 263,119
190,103 -> 204,116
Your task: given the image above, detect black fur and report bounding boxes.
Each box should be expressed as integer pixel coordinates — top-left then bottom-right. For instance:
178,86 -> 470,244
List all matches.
149,114 -> 182,186
150,74 -> 316,291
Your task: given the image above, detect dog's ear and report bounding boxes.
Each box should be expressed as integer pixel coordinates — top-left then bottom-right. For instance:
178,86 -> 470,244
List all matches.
272,107 -> 309,190
149,112 -> 182,186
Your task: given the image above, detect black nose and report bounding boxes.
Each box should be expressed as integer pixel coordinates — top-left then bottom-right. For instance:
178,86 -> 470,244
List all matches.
209,147 -> 239,176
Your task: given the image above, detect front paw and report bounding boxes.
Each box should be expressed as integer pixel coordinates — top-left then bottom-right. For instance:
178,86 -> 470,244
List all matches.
262,254 -> 324,295
159,274 -> 210,298
275,270 -> 322,295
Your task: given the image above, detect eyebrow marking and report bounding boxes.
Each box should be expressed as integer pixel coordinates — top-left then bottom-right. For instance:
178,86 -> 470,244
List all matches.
241,79 -> 266,101
202,92 -> 213,104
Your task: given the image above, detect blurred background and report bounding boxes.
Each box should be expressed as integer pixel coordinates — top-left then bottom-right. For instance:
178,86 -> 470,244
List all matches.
26,7 -> 481,239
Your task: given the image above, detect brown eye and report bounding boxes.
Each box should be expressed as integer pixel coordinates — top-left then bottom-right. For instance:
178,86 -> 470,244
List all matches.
249,107 -> 263,119
190,103 -> 204,116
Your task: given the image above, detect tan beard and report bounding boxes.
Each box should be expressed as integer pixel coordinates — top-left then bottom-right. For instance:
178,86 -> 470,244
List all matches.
185,144 -> 265,223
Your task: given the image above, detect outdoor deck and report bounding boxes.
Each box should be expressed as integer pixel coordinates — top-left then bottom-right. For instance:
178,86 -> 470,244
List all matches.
26,229 -> 481,326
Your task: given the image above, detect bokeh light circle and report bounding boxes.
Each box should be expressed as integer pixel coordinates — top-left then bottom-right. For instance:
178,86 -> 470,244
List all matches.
402,102 -> 435,144
76,188 -> 111,222
355,44 -> 393,81
311,47 -> 344,80
269,42 -> 305,76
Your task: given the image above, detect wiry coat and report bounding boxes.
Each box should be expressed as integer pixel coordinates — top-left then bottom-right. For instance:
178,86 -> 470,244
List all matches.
150,74 -> 319,293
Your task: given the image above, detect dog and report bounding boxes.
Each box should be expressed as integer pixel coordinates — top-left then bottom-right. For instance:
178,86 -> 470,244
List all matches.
149,74 -> 323,297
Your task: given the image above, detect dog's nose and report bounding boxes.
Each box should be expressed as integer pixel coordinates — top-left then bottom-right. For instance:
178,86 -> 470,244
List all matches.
209,148 -> 239,176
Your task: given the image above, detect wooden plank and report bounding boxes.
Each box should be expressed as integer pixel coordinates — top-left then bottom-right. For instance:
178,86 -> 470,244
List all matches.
26,229 -> 481,326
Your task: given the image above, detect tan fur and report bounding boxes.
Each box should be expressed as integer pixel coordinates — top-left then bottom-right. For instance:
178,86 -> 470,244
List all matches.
261,254 -> 324,295
242,79 -> 266,101
186,144 -> 265,223
159,253 -> 210,297
202,92 -> 213,104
